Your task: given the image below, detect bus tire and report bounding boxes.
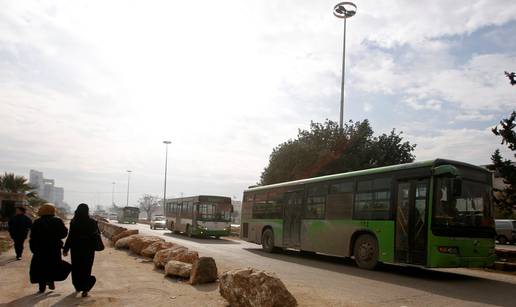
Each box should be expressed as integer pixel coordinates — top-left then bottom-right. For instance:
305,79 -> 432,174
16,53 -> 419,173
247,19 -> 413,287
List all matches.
186,225 -> 193,237
497,235 -> 508,245
261,228 -> 277,253
353,234 -> 379,270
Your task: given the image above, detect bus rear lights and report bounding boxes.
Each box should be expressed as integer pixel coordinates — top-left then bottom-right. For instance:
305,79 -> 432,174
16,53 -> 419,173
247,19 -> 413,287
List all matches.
438,246 -> 459,254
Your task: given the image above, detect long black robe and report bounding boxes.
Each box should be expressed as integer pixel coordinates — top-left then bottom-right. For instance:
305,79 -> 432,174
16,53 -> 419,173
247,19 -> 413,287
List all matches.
29,215 -> 68,284
8,214 -> 32,257
63,217 -> 99,292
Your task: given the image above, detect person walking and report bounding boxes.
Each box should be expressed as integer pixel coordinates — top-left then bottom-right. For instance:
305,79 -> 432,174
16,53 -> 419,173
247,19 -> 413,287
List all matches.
8,206 -> 32,260
63,203 -> 102,297
29,203 -> 69,293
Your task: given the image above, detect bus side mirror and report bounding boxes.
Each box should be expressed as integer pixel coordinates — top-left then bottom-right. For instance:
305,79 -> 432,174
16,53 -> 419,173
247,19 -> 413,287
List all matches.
452,178 -> 462,197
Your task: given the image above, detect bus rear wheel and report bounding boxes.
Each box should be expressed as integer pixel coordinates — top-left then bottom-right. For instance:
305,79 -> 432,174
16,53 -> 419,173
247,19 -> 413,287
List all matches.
353,234 -> 379,270
261,228 -> 277,253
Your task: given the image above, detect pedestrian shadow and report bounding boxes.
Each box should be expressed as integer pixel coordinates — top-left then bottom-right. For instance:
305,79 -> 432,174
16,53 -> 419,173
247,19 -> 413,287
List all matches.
0,292 -> 60,306
51,292 -> 122,306
0,258 -> 18,266
50,292 -> 80,306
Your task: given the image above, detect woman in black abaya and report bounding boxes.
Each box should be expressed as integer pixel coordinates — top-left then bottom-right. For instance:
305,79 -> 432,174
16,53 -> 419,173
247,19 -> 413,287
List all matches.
63,203 -> 100,297
30,203 -> 69,293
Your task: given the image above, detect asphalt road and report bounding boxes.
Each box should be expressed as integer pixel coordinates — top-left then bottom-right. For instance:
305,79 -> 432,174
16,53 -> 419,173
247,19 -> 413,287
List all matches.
122,222 -> 516,306
496,243 -> 516,251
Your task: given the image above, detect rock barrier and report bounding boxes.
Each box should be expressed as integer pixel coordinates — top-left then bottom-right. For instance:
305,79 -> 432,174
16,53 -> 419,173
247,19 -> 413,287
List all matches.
190,257 -> 218,285
96,220 -> 296,305
219,268 -> 297,307
97,220 -> 131,241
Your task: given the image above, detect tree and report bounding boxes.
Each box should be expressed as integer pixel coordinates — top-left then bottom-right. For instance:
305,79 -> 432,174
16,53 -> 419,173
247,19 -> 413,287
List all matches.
259,119 -> 416,185
0,173 -> 35,196
490,111 -> 516,217
138,194 -> 160,221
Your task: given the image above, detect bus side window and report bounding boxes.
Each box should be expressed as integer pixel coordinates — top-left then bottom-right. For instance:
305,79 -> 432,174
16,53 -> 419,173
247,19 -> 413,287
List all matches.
354,177 -> 392,220
327,181 -> 354,219
305,184 -> 327,219
252,192 -> 268,219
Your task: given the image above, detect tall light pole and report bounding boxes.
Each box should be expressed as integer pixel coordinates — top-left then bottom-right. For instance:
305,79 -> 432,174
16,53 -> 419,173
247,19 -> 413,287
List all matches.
111,182 -> 116,206
162,140 -> 172,211
334,2 -> 357,129
126,170 -> 132,207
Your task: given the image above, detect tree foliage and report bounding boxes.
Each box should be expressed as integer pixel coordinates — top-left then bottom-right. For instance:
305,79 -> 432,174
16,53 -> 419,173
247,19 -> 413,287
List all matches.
490,111 -> 516,217
260,119 -> 416,185
138,194 -> 160,221
0,172 -> 35,196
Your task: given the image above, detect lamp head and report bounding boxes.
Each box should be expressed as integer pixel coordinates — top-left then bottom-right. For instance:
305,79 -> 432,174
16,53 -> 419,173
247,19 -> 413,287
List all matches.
333,2 -> 357,19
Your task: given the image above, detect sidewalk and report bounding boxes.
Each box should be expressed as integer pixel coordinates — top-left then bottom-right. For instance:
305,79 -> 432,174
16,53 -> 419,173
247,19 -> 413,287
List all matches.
0,237 -> 225,306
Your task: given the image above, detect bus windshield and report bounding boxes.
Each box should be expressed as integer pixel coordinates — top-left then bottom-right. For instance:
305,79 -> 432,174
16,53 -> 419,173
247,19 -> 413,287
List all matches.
433,178 -> 494,236
198,204 -> 231,221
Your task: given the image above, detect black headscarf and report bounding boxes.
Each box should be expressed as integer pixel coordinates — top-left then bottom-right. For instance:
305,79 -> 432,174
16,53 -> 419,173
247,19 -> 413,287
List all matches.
74,203 -> 90,221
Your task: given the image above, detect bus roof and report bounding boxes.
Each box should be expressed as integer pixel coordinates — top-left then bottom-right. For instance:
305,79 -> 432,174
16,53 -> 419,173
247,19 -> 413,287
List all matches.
246,158 -> 489,193
166,195 -> 232,203
123,206 -> 139,210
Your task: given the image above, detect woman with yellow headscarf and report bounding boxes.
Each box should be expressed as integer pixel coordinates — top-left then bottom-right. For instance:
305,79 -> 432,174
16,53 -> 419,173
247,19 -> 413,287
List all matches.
29,203 -> 69,293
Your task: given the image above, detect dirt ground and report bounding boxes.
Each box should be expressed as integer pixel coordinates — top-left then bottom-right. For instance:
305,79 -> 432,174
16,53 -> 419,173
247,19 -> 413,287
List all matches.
0,235 -> 227,307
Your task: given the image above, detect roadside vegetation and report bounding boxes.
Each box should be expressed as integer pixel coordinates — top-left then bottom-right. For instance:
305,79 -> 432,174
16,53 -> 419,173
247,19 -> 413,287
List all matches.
260,119 -> 416,185
490,111 -> 516,219
138,194 -> 160,221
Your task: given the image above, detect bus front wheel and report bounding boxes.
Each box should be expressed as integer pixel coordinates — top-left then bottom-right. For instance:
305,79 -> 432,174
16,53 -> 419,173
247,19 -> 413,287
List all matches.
353,234 -> 379,270
261,228 -> 277,253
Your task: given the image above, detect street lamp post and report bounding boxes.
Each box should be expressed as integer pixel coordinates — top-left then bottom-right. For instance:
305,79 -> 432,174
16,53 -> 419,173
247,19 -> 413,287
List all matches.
126,170 -> 132,207
111,182 -> 116,206
162,140 -> 172,211
333,2 -> 357,129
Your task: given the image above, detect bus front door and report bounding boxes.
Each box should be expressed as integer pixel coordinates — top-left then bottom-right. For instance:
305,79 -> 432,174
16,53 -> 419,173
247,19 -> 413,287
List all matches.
395,179 -> 429,265
283,191 -> 304,248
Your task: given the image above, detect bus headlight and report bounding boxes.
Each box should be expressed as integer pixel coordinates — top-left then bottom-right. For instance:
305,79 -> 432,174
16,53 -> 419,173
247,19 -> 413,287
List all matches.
438,246 -> 459,254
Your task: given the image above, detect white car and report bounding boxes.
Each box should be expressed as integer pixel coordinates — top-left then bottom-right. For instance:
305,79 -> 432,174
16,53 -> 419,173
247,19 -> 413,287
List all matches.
150,215 -> 167,230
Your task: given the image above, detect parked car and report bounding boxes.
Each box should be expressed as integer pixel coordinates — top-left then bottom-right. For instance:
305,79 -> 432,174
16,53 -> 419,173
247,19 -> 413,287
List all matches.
150,215 -> 167,230
495,219 -> 516,244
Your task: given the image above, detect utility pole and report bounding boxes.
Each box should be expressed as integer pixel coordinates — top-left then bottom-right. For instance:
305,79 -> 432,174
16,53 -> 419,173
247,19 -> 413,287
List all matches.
162,140 -> 172,211
126,170 -> 132,207
333,2 -> 357,129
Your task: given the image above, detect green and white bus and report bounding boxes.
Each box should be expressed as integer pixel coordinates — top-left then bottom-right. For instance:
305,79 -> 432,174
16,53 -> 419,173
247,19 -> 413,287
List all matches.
241,159 -> 496,269
164,195 -> 232,238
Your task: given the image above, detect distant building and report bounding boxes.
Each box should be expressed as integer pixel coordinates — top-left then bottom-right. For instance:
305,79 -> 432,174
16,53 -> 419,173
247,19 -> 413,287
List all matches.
29,169 -> 65,206
232,200 -> 242,225
54,187 -> 64,206
481,163 -> 516,210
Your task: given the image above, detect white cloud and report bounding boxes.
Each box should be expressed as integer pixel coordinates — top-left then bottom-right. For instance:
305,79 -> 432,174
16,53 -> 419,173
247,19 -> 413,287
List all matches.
408,127 -> 512,165
1,0 -> 515,206
454,112 -> 495,122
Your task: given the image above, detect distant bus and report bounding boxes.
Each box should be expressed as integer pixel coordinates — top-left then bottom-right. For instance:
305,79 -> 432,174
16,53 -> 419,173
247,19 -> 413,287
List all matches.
164,195 -> 232,238
241,159 -> 496,270
117,206 -> 140,224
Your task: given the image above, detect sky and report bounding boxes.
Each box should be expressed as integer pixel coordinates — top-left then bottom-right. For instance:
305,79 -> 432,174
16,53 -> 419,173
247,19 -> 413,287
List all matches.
1,0 -> 515,209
